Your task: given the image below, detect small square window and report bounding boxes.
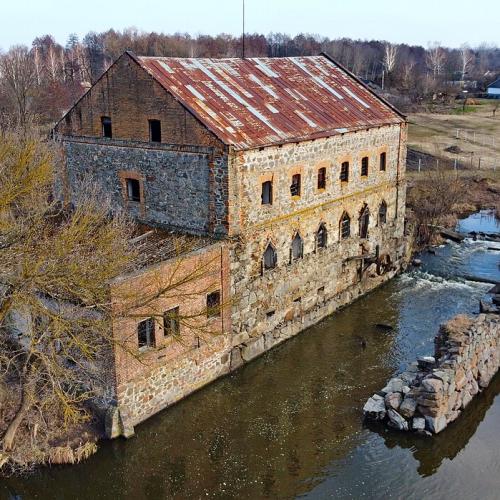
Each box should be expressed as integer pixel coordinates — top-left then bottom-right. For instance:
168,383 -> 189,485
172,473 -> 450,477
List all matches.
261,180 -> 273,205
138,318 -> 155,349
361,157 -> 369,176
149,119 -> 161,143
126,178 -> 141,202
101,116 -> 112,138
207,291 -> 221,318
317,167 -> 326,189
290,174 -> 301,197
380,152 -> 387,171
340,162 -> 349,182
163,307 -> 180,336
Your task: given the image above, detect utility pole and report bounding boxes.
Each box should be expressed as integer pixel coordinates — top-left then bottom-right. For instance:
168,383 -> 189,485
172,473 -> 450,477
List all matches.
242,0 -> 246,59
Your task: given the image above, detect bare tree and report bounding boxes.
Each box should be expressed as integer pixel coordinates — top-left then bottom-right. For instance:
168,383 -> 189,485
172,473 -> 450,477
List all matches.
0,46 -> 38,128
459,44 -> 474,81
426,42 -> 447,78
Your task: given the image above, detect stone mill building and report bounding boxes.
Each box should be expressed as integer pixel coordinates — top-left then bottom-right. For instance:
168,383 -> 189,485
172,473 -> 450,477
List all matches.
54,51 -> 409,436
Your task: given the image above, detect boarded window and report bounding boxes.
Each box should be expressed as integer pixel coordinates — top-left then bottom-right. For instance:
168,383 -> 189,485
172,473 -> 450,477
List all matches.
361,157 -> 369,176
317,224 -> 327,249
290,174 -> 301,197
126,178 -> 141,202
207,291 -> 221,318
379,201 -> 387,225
291,233 -> 303,260
261,180 -> 273,205
163,306 -> 180,336
149,119 -> 161,142
263,243 -> 277,270
380,152 -> 387,171
359,205 -> 370,239
317,167 -> 326,189
340,162 -> 349,182
340,213 -> 351,240
138,318 -> 155,349
101,116 -> 112,138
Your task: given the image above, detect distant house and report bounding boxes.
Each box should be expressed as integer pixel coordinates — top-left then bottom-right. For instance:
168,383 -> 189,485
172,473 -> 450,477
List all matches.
487,78 -> 500,98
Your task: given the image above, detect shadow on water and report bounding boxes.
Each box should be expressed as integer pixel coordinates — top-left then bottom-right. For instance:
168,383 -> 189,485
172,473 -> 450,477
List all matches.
1,211 -> 499,499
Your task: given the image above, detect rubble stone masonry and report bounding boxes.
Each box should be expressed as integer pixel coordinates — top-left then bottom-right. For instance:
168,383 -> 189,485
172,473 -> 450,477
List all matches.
227,124 -> 408,358
364,314 -> 500,434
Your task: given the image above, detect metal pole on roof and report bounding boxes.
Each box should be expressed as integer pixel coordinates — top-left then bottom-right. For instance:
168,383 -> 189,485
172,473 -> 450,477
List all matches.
242,0 -> 246,59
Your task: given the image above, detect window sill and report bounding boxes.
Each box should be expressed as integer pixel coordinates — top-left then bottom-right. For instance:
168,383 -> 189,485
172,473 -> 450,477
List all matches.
316,188 -> 326,193
291,195 -> 301,201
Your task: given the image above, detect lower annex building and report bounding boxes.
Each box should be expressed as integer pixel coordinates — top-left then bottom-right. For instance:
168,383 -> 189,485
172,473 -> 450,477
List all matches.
54,51 -> 409,436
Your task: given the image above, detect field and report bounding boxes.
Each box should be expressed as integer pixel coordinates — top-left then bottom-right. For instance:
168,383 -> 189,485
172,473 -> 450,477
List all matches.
407,99 -> 500,172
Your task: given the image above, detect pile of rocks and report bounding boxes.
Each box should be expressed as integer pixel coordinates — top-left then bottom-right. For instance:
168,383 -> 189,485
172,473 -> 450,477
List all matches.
364,314 -> 499,435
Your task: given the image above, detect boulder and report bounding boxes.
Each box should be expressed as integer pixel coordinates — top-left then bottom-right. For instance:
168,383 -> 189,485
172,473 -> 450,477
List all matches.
417,356 -> 436,370
422,377 -> 444,394
425,415 -> 447,434
381,377 -> 404,394
399,397 -> 418,418
385,392 -> 402,410
363,394 -> 386,420
387,409 -> 409,431
412,417 -> 426,431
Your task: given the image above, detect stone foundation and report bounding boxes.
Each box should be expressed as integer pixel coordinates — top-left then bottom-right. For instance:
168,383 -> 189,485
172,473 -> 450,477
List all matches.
364,314 -> 500,434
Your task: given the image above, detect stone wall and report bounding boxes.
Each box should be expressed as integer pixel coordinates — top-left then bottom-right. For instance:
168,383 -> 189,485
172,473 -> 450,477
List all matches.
61,137 -> 229,235
364,314 -> 500,434
228,124 -> 408,345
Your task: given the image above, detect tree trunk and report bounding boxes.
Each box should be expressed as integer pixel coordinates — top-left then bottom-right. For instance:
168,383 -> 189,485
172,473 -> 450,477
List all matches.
2,364 -> 35,452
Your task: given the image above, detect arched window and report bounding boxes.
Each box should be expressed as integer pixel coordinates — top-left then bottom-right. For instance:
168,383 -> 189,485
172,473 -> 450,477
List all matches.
340,212 -> 351,240
291,232 -> 303,261
359,205 -> 370,239
263,243 -> 277,270
379,201 -> 387,225
317,223 -> 327,249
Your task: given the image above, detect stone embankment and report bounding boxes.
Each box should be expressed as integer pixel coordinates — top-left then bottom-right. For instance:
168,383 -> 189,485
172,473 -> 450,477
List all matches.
364,313 -> 499,435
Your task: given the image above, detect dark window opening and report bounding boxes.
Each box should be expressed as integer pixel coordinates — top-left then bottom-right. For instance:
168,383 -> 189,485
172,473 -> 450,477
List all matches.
138,318 -> 155,349
317,167 -> 326,189
380,152 -> 387,171
207,291 -> 221,318
101,116 -> 112,138
317,223 -> 327,249
379,201 -> 387,225
340,162 -> 349,182
317,286 -> 325,294
290,174 -> 301,197
261,180 -> 273,205
266,310 -> 275,318
149,119 -> 161,142
163,306 -> 180,336
361,156 -> 369,176
340,213 -> 351,240
293,296 -> 302,303
291,232 -> 303,260
126,178 -> 141,202
263,243 -> 277,270
359,206 -> 370,239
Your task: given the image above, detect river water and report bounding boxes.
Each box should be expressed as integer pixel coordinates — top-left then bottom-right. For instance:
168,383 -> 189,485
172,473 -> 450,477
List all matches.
2,212 -> 499,500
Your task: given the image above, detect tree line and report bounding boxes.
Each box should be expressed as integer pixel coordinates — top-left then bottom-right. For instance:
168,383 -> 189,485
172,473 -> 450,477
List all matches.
1,29 -> 499,129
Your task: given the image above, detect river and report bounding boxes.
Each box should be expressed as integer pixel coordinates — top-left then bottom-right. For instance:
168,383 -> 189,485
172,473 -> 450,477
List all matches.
2,212 -> 499,499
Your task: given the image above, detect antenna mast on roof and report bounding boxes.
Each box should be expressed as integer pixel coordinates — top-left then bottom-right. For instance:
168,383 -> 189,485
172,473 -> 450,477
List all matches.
242,0 -> 246,59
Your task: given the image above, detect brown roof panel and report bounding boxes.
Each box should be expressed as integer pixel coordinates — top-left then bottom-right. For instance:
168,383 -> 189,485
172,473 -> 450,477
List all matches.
134,54 -> 404,150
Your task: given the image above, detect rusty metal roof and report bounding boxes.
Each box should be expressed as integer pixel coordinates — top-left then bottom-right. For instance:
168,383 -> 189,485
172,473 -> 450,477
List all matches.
133,53 -> 404,150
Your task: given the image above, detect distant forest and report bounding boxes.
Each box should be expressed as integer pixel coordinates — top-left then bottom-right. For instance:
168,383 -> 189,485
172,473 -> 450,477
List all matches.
1,29 -> 499,129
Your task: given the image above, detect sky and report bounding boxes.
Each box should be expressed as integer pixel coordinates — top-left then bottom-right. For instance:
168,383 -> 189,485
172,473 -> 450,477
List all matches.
1,0 -> 499,51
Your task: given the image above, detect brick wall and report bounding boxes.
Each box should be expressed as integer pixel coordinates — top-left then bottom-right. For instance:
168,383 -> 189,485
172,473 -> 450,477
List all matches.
109,242 -> 231,426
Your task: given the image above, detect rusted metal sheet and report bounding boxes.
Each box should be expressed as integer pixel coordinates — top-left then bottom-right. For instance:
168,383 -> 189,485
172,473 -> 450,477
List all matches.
135,54 -> 404,150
